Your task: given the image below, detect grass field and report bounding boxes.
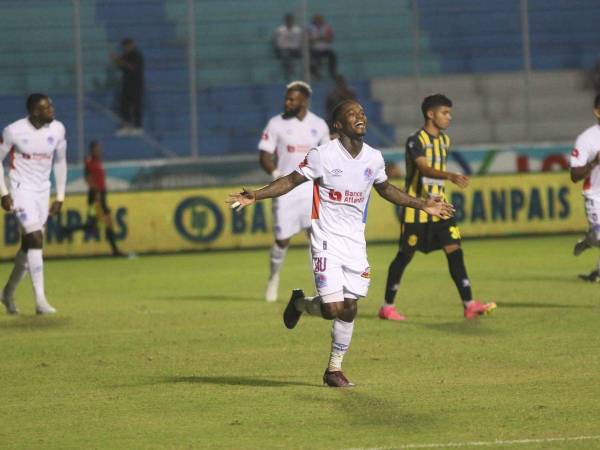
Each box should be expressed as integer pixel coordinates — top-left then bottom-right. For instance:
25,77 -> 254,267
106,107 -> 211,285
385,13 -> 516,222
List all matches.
1,235 -> 599,449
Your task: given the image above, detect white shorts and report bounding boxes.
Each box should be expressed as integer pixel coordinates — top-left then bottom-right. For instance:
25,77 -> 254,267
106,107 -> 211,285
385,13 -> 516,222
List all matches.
11,185 -> 49,234
272,194 -> 311,240
312,249 -> 371,303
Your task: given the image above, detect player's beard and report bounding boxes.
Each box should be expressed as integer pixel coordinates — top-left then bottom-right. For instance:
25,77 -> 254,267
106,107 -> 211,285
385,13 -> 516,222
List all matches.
283,106 -> 302,118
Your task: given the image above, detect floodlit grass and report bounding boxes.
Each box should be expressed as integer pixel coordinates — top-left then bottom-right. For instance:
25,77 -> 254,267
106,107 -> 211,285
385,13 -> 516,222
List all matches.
0,235 -> 599,449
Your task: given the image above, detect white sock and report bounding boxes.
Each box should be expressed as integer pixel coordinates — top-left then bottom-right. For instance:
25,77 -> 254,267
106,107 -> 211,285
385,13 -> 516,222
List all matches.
328,319 -> 354,371
269,244 -> 288,279
294,295 -> 323,316
27,249 -> 47,306
4,250 -> 28,299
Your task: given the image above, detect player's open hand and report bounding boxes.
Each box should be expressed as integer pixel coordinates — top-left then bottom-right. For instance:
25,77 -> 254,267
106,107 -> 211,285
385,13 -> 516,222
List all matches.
1,194 -> 13,212
49,200 -> 63,216
449,173 -> 469,189
423,197 -> 454,219
227,188 -> 256,211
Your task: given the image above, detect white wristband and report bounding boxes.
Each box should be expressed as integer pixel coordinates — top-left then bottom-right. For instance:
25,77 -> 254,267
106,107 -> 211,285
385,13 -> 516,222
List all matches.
271,169 -> 282,180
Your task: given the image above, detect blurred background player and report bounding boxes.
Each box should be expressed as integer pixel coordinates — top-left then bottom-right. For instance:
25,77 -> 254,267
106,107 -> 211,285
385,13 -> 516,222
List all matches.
111,37 -> 144,136
61,140 -> 124,257
308,14 -> 337,80
272,14 -> 302,81
229,100 -> 453,386
379,94 -> 496,321
570,94 -> 600,282
258,81 -> 329,302
0,93 -> 67,315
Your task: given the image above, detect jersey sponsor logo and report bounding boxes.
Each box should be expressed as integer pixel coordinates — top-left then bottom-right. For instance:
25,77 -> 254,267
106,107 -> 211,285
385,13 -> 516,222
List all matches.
571,148 -> 579,157
330,168 -> 343,176
360,267 -> 371,279
313,256 -> 327,272
22,153 -> 52,161
286,144 -> 310,153
343,190 -> 365,204
364,167 -> 374,181
328,189 -> 342,201
408,234 -> 418,246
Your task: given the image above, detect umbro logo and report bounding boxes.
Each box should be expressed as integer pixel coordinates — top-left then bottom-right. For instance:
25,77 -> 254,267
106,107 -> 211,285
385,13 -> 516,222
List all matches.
330,168 -> 343,176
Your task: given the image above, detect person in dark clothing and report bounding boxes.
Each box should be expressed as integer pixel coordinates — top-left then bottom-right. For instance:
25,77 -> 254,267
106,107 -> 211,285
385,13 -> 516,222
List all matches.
61,141 -> 125,257
325,75 -> 357,135
111,38 -> 144,135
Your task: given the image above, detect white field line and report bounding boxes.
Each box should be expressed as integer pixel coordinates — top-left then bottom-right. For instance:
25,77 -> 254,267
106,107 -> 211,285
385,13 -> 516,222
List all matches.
343,434 -> 600,450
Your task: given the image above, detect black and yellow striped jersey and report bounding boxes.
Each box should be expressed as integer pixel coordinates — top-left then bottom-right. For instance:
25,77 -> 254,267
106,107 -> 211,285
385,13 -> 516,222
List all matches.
403,128 -> 450,224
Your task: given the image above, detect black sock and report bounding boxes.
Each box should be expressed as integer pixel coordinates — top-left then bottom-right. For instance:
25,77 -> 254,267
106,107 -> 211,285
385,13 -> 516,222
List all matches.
446,249 -> 472,302
105,228 -> 121,255
384,251 -> 414,304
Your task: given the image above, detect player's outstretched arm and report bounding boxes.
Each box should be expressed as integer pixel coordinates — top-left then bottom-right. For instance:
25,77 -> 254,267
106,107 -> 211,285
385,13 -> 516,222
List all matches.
228,171 -> 308,211
374,180 -> 454,219
415,156 -> 469,188
571,152 -> 600,182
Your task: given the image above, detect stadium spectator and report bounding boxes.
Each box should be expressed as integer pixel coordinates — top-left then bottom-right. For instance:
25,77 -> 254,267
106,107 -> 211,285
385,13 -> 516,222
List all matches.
61,140 -> 125,257
111,38 -> 144,136
325,74 -> 357,133
309,14 -> 337,80
229,100 -> 453,387
379,94 -> 496,321
570,94 -> 600,281
0,93 -> 67,315
273,13 -> 303,80
258,81 -> 329,302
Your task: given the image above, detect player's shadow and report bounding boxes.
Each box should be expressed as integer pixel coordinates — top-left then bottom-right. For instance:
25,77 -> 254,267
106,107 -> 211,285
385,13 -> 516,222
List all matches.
163,375 -> 317,388
0,315 -> 71,330
500,301 -> 593,309
153,294 -> 264,302
417,321 -> 499,335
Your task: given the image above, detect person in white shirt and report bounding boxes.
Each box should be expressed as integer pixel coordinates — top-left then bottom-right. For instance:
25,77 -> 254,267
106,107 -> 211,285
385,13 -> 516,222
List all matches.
273,13 -> 303,80
229,100 -> 453,387
570,94 -> 600,282
309,14 -> 337,80
0,94 -> 67,314
259,81 -> 329,302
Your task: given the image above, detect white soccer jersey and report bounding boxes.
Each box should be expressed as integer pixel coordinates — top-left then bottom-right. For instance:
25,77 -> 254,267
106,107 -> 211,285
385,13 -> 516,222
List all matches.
0,118 -> 67,193
296,139 -> 388,255
571,124 -> 600,198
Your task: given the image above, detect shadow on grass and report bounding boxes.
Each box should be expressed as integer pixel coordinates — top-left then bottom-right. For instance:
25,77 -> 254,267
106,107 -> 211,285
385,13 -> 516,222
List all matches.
417,320 -> 499,335
499,301 -> 593,309
164,375 -> 317,388
153,294 -> 264,302
0,315 -> 72,330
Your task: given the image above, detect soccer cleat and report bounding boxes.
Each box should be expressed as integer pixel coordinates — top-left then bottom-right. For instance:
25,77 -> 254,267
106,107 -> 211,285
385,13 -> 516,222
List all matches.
35,302 -> 57,315
323,369 -> 355,387
283,289 -> 304,329
578,269 -> 600,282
265,274 -> 279,302
464,300 -> 496,320
378,305 -> 406,321
573,239 -> 592,256
1,290 -> 18,315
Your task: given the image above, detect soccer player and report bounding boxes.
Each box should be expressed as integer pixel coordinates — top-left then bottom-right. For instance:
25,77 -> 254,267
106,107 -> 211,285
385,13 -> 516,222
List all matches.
0,94 -> 67,315
258,81 -> 330,302
229,100 -> 453,387
378,94 -> 496,321
60,140 -> 124,257
570,94 -> 600,282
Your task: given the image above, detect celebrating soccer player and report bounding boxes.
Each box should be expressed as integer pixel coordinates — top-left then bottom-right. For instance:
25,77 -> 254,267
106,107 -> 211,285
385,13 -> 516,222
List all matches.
0,94 -> 67,315
229,100 -> 453,387
258,81 -> 330,302
378,94 -> 496,322
570,94 -> 600,282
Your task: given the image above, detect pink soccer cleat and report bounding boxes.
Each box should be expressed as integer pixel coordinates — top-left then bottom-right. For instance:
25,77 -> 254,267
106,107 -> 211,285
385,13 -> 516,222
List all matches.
464,300 -> 496,319
378,305 -> 406,321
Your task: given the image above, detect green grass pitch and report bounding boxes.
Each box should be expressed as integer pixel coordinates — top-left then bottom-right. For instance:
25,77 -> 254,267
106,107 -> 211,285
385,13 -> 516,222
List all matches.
0,235 -> 599,449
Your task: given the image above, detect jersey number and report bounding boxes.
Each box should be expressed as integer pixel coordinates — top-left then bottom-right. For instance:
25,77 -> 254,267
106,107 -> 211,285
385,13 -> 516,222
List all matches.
449,226 -> 461,240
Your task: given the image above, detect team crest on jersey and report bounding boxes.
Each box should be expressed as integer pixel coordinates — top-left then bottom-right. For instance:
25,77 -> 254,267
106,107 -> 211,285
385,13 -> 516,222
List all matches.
364,167 -> 374,181
47,136 -> 54,145
311,128 -> 318,137
408,234 -> 418,246
315,273 -> 327,288
571,148 -> 579,157
360,267 -> 371,279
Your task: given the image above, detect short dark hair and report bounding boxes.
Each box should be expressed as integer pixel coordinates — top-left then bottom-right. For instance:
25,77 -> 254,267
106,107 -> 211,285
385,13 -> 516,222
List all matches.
421,94 -> 452,120
26,93 -> 48,114
330,99 -> 357,125
89,140 -> 100,151
121,37 -> 134,46
594,94 -> 600,109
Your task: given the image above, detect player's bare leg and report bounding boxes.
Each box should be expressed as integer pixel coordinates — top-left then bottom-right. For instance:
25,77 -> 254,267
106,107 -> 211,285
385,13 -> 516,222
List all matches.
443,244 -> 495,319
283,291 -> 356,387
24,230 -> 55,314
265,238 -> 290,302
1,237 -> 29,315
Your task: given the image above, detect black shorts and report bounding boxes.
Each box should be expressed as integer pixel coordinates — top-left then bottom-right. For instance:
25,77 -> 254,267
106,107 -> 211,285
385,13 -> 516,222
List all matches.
87,190 -> 110,215
399,218 -> 461,254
